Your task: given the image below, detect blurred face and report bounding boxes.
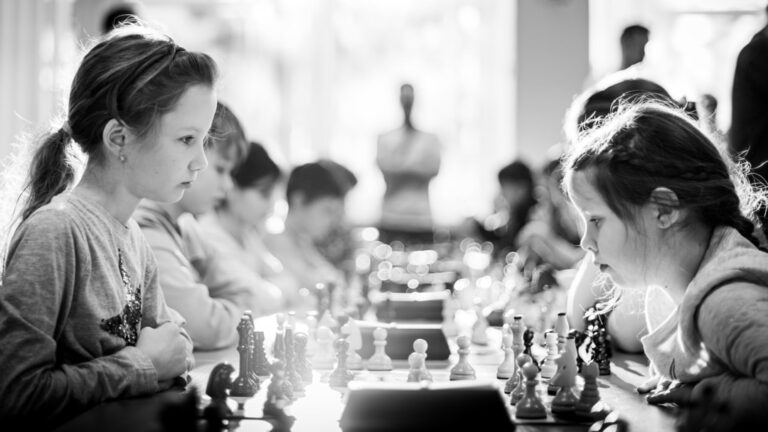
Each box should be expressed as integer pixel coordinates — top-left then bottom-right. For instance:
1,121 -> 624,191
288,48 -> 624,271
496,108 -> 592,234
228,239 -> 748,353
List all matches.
228,178 -> 276,227
124,85 -> 215,203
178,148 -> 235,216
293,195 -> 344,241
567,170 -> 649,288
500,181 -> 530,209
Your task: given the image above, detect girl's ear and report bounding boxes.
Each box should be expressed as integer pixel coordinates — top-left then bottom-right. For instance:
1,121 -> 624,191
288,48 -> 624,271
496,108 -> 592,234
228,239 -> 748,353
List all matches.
649,187 -> 680,229
102,119 -> 127,159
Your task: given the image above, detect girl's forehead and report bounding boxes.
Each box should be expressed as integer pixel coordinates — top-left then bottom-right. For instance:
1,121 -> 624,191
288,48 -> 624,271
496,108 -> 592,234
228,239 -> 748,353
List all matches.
568,171 -> 606,209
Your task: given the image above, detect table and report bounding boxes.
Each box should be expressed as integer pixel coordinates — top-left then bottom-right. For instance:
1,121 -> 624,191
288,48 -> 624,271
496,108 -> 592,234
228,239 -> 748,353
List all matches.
56,327 -> 676,432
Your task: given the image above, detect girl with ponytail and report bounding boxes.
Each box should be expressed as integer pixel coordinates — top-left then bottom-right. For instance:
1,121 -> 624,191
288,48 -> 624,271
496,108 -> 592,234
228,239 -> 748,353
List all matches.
0,24 -> 218,427
562,99 -> 768,428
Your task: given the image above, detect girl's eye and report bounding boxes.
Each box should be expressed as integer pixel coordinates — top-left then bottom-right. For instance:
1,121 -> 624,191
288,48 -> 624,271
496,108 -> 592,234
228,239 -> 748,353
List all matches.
181,136 -> 195,145
590,217 -> 602,228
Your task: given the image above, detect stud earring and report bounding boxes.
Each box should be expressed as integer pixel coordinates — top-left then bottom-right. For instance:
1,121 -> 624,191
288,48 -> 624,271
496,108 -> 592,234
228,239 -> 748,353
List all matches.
119,153 -> 126,163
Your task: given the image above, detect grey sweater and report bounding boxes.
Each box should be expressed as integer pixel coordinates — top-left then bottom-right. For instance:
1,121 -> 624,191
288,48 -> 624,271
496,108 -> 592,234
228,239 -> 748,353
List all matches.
0,193 -> 182,426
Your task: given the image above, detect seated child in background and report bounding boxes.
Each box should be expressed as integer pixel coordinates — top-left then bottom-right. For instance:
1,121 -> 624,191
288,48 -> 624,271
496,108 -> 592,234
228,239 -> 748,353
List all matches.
264,161 -> 352,307
472,160 -> 537,258
314,159 -> 359,273
0,25 -> 214,425
199,141 -> 297,309
515,158 -> 585,274
134,103 -> 283,351
563,99 -> 768,427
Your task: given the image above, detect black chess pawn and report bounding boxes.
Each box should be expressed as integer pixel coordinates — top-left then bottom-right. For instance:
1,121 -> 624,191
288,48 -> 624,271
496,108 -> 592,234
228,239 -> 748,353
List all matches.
522,328 -> 539,369
283,328 -> 304,396
263,360 -> 296,432
253,331 -> 272,378
294,332 -> 313,383
329,336 -> 354,388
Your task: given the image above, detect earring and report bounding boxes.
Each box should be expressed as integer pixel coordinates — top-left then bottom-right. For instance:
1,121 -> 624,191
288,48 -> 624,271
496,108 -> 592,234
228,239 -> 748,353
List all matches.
119,152 -> 126,163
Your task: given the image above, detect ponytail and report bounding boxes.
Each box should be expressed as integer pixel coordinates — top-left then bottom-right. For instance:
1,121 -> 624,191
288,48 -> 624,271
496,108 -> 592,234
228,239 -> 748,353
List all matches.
21,126 -> 76,221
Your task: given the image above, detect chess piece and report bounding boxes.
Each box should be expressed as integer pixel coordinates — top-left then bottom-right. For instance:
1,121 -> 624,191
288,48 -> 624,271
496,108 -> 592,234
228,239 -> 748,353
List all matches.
572,328 -> 589,371
406,352 -> 432,382
287,310 -> 297,330
510,315 -> 525,358
294,332 -> 313,383
313,326 -> 336,370
502,309 -> 517,336
318,309 -> 338,332
343,320 -> 364,370
412,338 -> 433,381
585,306 -> 612,375
231,317 -> 258,402
252,331 -> 272,377
551,336 -> 579,414
540,330 -> 558,379
263,360 -> 296,432
366,327 -> 393,371
471,301 -> 489,345
204,362 -> 234,422
273,313 -> 286,361
442,296 -> 459,337
497,333 -> 515,379
305,314 -> 319,359
515,362 -> 547,419
450,335 -> 476,380
283,328 -> 304,396
509,353 -> 531,405
555,312 -> 569,353
329,336 -> 354,388
575,361 -> 603,418
523,328 -> 538,369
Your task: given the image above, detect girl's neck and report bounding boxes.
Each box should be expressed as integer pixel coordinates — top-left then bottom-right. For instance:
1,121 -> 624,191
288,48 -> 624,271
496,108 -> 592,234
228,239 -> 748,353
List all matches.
650,222 -> 712,305
284,213 -> 310,240
74,164 -> 138,225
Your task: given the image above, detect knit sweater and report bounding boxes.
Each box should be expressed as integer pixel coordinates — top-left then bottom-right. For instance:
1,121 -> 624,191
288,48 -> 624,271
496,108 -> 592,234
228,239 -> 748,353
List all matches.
134,201 -> 272,350
0,193 -> 182,427
641,226 -> 768,423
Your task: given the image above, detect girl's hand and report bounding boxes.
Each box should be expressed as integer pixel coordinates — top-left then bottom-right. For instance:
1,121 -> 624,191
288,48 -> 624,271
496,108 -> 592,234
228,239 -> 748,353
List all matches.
636,374 -> 666,394
646,380 -> 694,406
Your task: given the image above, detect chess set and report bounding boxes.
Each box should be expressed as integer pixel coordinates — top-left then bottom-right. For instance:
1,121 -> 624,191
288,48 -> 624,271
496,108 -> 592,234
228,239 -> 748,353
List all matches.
194,305 -> 625,432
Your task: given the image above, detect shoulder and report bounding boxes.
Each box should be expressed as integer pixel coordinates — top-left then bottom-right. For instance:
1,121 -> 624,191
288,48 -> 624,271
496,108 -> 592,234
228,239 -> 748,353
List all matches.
698,282 -> 768,339
14,201 -> 83,243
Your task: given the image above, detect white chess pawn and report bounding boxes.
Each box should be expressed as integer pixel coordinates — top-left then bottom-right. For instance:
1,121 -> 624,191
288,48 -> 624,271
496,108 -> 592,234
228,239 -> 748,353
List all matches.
341,322 -> 363,370
450,335 -> 476,380
367,327 -> 393,371
497,333 -> 515,379
407,352 -> 432,382
471,302 -> 489,346
319,309 -> 337,331
502,309 -> 517,336
510,315 -> 525,357
442,297 -> 459,338
313,326 -> 336,370
510,353 -> 531,405
412,338 -> 432,381
305,315 -> 319,359
287,311 -> 297,330
540,330 -> 558,379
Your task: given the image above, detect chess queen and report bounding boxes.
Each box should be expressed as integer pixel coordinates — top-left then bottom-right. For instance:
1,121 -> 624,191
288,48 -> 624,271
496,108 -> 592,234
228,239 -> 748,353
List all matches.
563,99 -> 768,428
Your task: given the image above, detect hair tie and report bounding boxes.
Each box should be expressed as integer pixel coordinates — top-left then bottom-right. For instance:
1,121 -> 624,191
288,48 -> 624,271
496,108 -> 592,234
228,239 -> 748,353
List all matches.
61,120 -> 72,136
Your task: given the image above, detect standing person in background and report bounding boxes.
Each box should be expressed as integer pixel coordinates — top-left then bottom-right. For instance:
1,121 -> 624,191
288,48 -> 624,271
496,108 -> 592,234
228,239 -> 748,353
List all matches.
619,24 -> 649,71
730,4 -> 768,234
376,83 -> 442,245
0,25 -> 216,426
199,141 -> 295,310
134,103 -> 283,351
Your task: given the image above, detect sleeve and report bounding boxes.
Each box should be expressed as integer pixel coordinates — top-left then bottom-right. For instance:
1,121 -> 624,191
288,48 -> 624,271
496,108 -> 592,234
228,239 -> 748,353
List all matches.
0,213 -> 158,424
694,282 -> 768,425
139,223 -> 241,351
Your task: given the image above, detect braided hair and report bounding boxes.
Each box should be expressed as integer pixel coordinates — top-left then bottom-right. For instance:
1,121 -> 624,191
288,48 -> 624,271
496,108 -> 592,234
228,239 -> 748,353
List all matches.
562,99 -> 766,247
